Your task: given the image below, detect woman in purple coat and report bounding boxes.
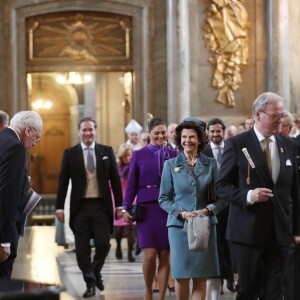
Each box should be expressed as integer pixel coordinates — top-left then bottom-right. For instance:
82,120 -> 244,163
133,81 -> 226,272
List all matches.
122,117 -> 178,300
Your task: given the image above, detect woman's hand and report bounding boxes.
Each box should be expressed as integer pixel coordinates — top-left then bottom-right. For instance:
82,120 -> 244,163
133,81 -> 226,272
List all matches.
122,211 -> 134,223
181,211 -> 197,220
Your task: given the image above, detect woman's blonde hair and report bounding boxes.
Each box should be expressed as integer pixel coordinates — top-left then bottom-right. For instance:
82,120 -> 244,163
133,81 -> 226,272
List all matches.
116,143 -> 133,161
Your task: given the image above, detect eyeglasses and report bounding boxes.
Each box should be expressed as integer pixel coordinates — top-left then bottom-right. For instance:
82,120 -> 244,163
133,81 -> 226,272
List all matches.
259,110 -> 288,121
30,127 -> 41,142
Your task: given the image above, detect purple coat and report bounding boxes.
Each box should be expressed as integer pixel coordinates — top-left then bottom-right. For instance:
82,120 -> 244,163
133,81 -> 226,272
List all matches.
123,145 -> 178,210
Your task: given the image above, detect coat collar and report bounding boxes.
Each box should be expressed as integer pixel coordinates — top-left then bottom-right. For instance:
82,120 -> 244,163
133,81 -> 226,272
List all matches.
174,152 -> 209,178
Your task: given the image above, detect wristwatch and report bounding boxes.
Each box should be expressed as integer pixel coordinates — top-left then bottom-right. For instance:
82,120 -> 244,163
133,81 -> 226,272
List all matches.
205,207 -> 213,216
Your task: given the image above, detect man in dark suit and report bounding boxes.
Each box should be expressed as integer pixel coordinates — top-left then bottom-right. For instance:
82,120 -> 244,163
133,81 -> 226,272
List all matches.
0,111 -> 43,281
166,123 -> 178,150
216,92 -> 300,299
203,118 -> 235,296
56,117 -> 123,298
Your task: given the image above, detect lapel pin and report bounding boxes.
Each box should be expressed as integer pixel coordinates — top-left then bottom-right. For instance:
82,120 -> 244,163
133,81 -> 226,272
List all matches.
280,148 -> 284,153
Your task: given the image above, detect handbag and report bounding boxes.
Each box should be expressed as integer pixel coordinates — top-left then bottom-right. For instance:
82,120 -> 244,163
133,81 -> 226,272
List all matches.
185,211 -> 210,252
128,204 -> 143,222
207,182 -> 217,204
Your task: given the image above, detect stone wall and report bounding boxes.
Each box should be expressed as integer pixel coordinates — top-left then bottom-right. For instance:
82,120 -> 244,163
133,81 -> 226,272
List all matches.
289,0 -> 300,115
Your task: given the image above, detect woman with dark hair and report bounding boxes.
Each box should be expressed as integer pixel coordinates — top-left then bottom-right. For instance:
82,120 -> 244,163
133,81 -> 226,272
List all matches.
159,117 -> 225,300
122,117 -> 178,300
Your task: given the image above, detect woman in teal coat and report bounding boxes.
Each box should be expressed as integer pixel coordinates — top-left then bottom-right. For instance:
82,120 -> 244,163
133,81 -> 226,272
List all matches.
158,117 -> 226,300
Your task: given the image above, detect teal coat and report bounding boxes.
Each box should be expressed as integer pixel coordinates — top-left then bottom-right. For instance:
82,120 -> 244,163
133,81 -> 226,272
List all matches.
159,152 -> 225,278
159,152 -> 225,227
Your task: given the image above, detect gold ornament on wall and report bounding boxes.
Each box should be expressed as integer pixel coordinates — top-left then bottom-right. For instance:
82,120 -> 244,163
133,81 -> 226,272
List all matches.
203,0 -> 250,107
27,12 -> 132,66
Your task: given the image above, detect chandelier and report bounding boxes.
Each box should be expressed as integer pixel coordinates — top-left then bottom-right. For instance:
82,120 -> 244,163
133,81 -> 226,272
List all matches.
56,72 -> 92,85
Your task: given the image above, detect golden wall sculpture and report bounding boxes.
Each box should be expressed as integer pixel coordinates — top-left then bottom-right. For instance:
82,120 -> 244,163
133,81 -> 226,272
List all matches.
203,0 -> 250,107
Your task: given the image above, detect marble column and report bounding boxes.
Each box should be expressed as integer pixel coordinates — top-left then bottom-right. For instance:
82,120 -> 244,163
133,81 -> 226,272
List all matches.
166,0 -> 190,123
267,0 -> 290,106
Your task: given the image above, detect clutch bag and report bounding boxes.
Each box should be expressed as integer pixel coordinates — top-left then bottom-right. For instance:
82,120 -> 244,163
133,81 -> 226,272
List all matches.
186,211 -> 210,252
207,182 -> 217,204
128,204 -> 142,222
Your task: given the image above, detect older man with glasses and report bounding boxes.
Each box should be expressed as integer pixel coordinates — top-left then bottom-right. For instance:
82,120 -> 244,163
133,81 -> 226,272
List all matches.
216,92 -> 300,300
0,110 -> 43,282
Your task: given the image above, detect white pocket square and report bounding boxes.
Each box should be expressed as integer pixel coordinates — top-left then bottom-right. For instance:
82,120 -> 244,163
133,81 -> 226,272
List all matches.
286,159 -> 292,166
103,156 -> 108,160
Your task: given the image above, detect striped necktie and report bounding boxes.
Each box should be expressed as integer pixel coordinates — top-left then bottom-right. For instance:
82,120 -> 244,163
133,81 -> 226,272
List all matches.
86,147 -> 95,173
216,147 -> 222,167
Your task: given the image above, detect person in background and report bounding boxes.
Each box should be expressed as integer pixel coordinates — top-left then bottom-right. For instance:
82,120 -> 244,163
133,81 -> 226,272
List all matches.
140,131 -> 149,148
280,110 -> 294,138
216,92 -> 300,299
0,111 -> 42,280
113,143 -> 136,262
167,123 -> 178,150
279,110 -> 300,300
125,119 -> 143,151
122,117 -> 177,300
159,117 -> 225,300
224,124 -> 238,139
238,123 -> 246,133
0,110 -> 9,130
203,118 -> 235,299
244,116 -> 254,131
56,117 -> 123,298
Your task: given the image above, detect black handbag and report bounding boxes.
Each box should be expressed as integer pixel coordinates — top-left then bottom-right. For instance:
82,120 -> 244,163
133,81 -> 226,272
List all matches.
207,182 -> 217,204
128,204 -> 143,222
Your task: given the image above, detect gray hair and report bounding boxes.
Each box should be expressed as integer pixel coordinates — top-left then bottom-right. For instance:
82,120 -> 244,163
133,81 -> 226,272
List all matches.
0,110 -> 9,125
10,111 -> 42,131
285,110 -> 294,127
252,92 -> 285,115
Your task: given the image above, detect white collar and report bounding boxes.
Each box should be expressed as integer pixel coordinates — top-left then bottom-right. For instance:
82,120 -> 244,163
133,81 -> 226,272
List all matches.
81,142 -> 95,150
210,141 -> 224,149
253,125 -> 275,143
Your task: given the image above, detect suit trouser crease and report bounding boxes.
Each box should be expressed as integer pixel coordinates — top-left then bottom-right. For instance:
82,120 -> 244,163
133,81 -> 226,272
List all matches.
73,200 -> 111,287
232,241 -> 289,300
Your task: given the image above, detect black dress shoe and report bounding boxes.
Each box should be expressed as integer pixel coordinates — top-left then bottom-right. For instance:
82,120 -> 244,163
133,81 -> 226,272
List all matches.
95,274 -> 104,291
226,280 -> 235,293
116,246 -> 123,259
82,286 -> 95,298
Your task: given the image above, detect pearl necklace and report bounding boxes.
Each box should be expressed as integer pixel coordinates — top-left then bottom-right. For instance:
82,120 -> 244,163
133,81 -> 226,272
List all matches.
185,155 -> 198,166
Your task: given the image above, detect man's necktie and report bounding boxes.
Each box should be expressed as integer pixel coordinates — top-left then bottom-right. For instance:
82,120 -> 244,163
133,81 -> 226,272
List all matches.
216,147 -> 222,167
263,138 -> 272,175
86,147 -> 95,173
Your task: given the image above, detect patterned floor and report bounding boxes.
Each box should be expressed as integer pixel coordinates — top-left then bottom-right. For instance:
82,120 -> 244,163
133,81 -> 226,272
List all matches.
12,226 -> 236,299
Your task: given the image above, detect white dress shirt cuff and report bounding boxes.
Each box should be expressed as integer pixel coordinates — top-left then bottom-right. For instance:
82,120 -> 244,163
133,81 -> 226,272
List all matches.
1,243 -> 10,247
247,190 -> 254,205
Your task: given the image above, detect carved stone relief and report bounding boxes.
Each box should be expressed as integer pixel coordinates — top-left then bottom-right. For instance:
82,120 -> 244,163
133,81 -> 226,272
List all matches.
26,12 -> 132,66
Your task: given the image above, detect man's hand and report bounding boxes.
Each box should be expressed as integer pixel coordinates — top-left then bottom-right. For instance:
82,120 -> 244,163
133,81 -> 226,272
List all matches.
56,211 -> 65,223
293,235 -> 300,244
0,246 -> 10,262
251,188 -> 273,203
115,209 -> 123,220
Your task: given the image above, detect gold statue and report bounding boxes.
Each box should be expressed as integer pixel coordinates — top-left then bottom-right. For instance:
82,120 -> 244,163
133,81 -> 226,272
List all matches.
203,0 -> 250,107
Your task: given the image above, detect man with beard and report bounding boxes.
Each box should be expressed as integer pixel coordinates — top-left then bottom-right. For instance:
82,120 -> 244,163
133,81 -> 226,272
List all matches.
203,118 -> 235,299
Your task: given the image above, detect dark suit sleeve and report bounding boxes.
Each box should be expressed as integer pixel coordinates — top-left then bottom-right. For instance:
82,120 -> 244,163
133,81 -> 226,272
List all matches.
0,143 -> 26,243
56,149 -> 71,210
107,147 -> 123,207
215,138 -> 249,208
